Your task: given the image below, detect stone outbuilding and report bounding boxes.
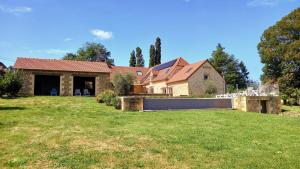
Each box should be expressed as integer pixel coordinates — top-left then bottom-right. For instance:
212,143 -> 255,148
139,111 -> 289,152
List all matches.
14,58 -> 111,96
233,96 -> 281,114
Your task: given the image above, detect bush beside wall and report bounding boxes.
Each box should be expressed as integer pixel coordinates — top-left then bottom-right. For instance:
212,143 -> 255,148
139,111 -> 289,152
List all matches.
0,70 -> 23,97
96,90 -> 121,109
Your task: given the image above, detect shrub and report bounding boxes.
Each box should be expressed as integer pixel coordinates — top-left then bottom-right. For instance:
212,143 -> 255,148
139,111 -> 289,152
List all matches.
96,93 -> 104,103
113,73 -> 135,96
281,88 -> 300,106
1,70 -> 23,97
0,77 -> 4,96
111,97 -> 121,110
204,81 -> 218,98
96,90 -> 116,106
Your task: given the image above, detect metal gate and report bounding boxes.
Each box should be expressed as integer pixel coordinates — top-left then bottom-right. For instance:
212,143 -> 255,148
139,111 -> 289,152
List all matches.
143,98 -> 232,110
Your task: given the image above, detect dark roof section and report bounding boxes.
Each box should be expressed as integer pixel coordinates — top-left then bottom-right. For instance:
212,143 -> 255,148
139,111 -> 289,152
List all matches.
140,57 -> 189,85
153,59 -> 177,71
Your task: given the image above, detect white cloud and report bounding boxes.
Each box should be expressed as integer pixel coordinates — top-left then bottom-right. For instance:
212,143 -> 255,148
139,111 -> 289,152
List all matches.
90,29 -> 113,40
0,5 -> 32,14
64,38 -> 72,42
29,49 -> 70,55
247,0 -> 294,7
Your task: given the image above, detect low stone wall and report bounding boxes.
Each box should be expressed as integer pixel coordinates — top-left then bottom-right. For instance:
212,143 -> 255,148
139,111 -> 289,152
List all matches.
233,96 -> 281,114
120,96 -> 144,111
120,96 -> 232,111
143,98 -> 232,110
120,96 -> 282,113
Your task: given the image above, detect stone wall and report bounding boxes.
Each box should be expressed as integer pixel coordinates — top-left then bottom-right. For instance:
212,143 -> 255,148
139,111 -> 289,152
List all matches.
18,69 -> 110,96
232,97 -> 247,112
187,62 -> 225,97
120,96 -> 144,111
60,73 -> 73,96
19,70 -> 35,96
233,96 -> 281,114
120,96 -> 232,111
96,74 -> 111,95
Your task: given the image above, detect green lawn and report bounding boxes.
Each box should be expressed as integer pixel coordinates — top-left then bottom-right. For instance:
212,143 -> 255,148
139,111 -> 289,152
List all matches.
282,105 -> 300,117
0,97 -> 300,169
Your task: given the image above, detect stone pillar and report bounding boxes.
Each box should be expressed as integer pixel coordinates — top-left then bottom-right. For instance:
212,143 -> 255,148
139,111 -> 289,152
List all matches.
120,97 -> 144,111
60,75 -> 64,96
58,73 -> 73,96
30,74 -> 34,96
95,73 -> 110,95
69,75 -> 73,96
19,71 -> 34,96
95,76 -> 100,95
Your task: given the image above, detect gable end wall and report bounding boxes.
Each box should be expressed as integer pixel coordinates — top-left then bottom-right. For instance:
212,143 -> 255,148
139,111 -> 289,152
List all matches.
187,62 -> 225,97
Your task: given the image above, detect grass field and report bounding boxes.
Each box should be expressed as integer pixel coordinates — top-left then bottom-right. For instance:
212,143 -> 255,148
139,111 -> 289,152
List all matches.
0,97 -> 300,169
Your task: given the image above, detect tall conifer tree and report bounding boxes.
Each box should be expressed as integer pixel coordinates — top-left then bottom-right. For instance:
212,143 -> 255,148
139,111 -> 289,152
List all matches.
149,45 -> 156,67
129,50 -> 136,67
136,47 -> 144,67
155,37 -> 161,65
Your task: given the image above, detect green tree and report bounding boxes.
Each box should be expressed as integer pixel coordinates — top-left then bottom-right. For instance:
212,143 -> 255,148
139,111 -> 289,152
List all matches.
209,44 -> 248,93
1,70 -> 23,97
204,80 -> 218,98
226,55 -> 244,92
63,53 -> 77,60
112,73 -> 136,96
258,8 -> 300,104
155,37 -> 161,65
63,42 -> 114,66
239,61 -> 249,89
129,50 -> 136,67
209,44 -> 228,74
136,47 -> 144,67
149,45 -> 156,67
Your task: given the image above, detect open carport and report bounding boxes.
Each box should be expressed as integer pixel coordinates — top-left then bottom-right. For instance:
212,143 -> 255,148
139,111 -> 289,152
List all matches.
34,75 -> 60,96
73,76 -> 96,96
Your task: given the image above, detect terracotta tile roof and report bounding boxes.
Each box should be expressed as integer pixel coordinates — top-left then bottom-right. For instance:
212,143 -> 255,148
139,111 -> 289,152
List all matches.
141,57 -> 189,85
14,57 -> 111,73
167,60 -> 208,84
110,66 -> 149,83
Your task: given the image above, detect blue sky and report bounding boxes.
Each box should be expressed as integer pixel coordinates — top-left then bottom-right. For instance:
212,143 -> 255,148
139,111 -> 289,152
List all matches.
0,0 -> 299,80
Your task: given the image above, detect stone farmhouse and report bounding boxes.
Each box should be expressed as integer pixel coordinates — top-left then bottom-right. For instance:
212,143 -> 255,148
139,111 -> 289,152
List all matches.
14,57 -> 225,97
141,57 -> 225,96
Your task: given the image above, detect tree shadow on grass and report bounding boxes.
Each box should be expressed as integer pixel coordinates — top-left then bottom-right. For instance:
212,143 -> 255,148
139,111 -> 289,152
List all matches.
0,121 -> 18,128
0,106 -> 26,111
0,96 -> 30,100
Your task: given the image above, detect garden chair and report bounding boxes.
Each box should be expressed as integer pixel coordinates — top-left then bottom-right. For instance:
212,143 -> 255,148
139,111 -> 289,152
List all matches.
74,89 -> 81,96
50,88 -> 58,96
83,89 -> 90,96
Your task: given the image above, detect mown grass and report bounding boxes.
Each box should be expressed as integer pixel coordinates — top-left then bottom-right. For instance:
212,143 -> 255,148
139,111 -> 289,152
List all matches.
281,105 -> 300,117
0,97 -> 300,169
